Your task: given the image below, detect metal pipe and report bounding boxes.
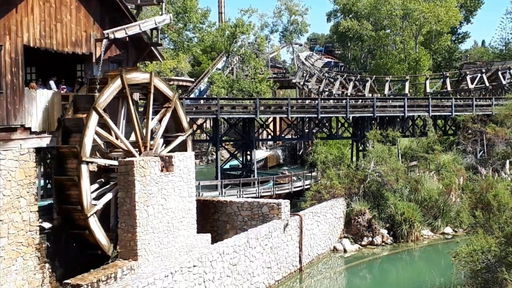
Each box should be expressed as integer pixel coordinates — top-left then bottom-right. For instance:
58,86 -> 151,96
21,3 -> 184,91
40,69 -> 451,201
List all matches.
218,0 -> 225,24
291,213 -> 304,272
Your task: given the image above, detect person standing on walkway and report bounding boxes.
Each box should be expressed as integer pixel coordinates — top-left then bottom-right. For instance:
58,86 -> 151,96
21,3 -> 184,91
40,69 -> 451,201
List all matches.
48,76 -> 58,91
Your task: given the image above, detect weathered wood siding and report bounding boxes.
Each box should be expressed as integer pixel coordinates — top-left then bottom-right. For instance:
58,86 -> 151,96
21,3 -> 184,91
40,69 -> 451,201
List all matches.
0,0 -> 129,126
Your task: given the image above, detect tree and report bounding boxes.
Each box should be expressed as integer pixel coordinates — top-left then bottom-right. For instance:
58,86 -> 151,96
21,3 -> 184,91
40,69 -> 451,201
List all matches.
270,0 -> 310,67
463,40 -> 498,62
451,0 -> 484,45
306,32 -> 334,51
428,0 -> 484,71
138,0 -> 213,77
138,2 -> 274,97
327,0 -> 462,75
201,9 -> 275,97
492,2 -> 512,60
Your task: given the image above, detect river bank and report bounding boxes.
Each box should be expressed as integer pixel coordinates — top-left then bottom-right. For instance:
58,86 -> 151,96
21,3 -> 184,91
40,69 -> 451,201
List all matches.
275,238 -> 465,288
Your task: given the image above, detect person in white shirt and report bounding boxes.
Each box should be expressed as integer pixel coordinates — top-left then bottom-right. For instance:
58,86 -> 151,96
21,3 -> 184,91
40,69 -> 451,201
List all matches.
48,76 -> 58,91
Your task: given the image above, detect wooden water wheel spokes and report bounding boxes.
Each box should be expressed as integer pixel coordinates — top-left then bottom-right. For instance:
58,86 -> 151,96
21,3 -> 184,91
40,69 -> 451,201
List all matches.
80,70 -> 191,255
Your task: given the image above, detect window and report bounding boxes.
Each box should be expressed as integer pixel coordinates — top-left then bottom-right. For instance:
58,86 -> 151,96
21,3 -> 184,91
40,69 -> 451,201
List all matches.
25,66 -> 37,83
76,64 -> 85,79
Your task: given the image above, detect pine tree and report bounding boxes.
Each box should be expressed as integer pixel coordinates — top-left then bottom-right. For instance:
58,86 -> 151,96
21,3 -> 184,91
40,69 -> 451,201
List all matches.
492,2 -> 512,53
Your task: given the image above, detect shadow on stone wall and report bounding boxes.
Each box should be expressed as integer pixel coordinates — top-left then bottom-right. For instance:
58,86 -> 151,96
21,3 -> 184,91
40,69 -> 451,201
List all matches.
197,198 -> 289,243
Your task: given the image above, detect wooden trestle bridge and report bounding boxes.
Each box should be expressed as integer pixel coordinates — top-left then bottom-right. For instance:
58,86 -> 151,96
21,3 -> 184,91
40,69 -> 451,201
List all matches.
53,52 -> 511,256
185,52 -> 512,179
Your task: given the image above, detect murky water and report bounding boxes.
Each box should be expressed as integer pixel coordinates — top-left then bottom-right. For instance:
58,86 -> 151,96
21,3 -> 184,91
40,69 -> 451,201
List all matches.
276,239 -> 464,288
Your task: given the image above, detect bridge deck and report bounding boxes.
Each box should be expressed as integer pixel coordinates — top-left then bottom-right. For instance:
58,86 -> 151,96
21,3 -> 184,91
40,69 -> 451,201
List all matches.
183,97 -> 508,119
196,171 -> 318,198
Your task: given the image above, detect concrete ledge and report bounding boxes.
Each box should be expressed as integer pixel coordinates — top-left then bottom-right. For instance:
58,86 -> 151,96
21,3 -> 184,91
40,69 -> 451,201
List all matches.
63,260 -> 136,288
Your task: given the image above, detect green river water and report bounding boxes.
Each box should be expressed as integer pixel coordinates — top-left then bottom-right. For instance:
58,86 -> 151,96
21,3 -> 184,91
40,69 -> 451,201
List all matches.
276,239 -> 464,288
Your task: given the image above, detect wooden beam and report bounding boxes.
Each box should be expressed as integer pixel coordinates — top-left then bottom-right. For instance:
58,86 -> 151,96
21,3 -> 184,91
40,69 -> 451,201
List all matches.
161,129 -> 193,154
94,107 -> 139,157
95,126 -> 127,151
83,157 -> 119,166
152,103 -> 175,153
90,182 -> 117,200
145,72 -> 155,149
122,71 -> 144,152
87,188 -> 118,217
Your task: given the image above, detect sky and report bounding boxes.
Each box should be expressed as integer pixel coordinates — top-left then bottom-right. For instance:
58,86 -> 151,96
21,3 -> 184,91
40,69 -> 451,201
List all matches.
462,1 -> 510,48
198,0 -> 331,36
198,0 -> 510,49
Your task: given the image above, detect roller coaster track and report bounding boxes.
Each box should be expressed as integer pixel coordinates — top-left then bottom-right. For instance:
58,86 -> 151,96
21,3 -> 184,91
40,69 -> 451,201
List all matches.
294,52 -> 512,98
183,52 -> 511,119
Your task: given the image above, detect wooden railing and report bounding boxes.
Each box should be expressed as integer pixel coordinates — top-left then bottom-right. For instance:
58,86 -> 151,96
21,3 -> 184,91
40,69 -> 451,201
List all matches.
182,97 -> 509,119
196,170 -> 318,198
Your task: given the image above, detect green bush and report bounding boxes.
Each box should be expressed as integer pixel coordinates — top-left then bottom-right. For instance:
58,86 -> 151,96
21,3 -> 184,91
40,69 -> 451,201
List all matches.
463,177 -> 512,234
307,140 -> 350,172
407,173 -> 449,231
347,200 -> 371,220
453,177 -> 512,286
453,232 -> 512,288
384,194 -> 423,242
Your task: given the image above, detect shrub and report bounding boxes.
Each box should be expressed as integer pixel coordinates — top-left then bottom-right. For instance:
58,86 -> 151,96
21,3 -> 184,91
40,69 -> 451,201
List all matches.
384,194 -> 423,242
453,232 -> 512,288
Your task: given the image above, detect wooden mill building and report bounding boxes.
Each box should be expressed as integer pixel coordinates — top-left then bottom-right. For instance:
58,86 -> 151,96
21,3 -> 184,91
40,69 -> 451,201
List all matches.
0,0 -> 162,135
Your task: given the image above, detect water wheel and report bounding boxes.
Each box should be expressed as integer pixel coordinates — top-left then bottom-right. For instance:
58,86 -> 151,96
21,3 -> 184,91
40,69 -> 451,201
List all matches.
56,70 -> 191,256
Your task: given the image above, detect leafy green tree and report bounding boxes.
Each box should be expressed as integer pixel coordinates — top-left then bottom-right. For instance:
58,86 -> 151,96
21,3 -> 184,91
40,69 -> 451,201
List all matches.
270,0 -> 310,66
138,0 -> 213,77
306,33 -> 334,48
452,0 -> 484,45
420,0 -> 484,71
204,10 -> 275,97
327,0 -> 466,75
463,40 -> 498,62
138,3 -> 274,97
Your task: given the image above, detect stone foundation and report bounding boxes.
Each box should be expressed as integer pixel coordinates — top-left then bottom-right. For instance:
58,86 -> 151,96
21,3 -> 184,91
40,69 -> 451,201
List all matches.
0,148 -> 52,288
117,153 -> 211,267
64,153 -> 347,287
112,198 -> 346,288
197,198 -> 290,242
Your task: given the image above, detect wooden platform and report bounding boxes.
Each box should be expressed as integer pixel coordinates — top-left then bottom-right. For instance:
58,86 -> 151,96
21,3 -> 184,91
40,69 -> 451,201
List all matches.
182,96 -> 508,119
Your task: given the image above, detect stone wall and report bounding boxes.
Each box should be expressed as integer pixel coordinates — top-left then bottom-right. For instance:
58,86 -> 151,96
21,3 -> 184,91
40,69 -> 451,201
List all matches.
111,198 -> 346,288
0,148 -> 52,288
117,153 -> 211,267
64,153 -> 346,288
197,198 -> 290,242
300,199 -> 348,264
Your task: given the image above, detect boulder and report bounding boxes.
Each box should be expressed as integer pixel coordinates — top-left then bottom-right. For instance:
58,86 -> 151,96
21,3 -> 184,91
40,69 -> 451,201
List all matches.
372,235 -> 383,246
341,238 -> 361,253
346,209 -> 381,243
333,243 -> 345,252
421,229 -> 435,238
360,237 -> 372,247
382,234 -> 393,245
442,227 -> 454,235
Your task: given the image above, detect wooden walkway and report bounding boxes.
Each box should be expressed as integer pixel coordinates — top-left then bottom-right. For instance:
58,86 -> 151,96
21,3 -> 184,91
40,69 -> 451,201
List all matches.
196,171 -> 318,198
182,96 -> 508,119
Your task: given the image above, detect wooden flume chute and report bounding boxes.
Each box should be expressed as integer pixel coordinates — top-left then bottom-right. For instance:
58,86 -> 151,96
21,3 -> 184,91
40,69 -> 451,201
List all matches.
57,70 -> 191,255
295,52 -> 512,97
